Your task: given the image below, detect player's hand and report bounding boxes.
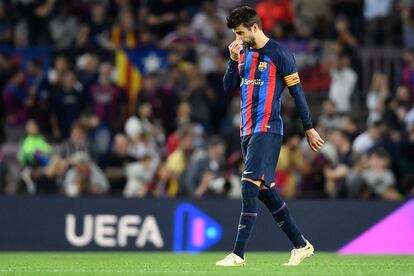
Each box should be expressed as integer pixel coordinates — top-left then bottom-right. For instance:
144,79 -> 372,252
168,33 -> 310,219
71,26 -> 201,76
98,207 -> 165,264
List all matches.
305,128 -> 325,152
228,39 -> 243,61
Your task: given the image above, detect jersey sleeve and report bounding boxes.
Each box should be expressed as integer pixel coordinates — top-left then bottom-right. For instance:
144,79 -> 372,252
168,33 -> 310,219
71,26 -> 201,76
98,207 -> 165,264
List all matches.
274,46 -> 313,131
275,47 -> 301,87
223,59 -> 240,94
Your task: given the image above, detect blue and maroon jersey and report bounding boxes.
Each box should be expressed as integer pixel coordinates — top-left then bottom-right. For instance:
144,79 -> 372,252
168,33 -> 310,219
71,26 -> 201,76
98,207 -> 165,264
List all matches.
223,39 -> 313,136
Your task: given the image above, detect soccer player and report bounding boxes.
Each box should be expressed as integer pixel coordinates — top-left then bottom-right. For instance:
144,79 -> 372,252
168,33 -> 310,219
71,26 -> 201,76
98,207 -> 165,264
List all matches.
215,6 -> 325,267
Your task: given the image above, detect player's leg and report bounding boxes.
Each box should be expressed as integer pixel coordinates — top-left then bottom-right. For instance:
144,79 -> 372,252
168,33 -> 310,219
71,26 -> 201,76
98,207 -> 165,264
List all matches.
216,135 -> 260,266
258,184 -> 315,265
258,185 -> 314,265
256,133 -> 314,265
232,178 -> 260,258
216,178 -> 260,266
258,186 -> 306,248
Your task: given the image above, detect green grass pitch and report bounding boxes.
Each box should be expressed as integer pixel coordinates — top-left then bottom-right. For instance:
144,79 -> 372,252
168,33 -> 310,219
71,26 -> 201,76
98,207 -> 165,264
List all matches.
0,252 -> 413,275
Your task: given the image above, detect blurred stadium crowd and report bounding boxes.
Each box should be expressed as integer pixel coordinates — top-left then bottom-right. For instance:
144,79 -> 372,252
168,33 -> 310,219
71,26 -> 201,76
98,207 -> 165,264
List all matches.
0,0 -> 413,199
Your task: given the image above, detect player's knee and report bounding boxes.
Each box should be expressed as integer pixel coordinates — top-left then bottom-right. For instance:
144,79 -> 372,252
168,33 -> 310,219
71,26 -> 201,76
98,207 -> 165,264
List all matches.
241,180 -> 259,195
241,180 -> 259,211
259,186 -> 285,211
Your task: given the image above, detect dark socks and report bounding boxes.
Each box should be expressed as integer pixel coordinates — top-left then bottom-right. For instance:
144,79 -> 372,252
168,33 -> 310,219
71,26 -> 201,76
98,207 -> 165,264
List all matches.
232,181 -> 259,259
259,187 -> 306,248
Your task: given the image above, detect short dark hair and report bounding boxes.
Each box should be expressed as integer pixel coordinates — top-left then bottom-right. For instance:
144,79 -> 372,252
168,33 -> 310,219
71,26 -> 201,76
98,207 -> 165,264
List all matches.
226,6 -> 262,29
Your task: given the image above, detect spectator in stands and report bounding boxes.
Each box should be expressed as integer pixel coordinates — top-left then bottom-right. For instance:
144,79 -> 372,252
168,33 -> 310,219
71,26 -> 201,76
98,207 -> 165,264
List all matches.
256,0 -> 295,35
324,129 -> 352,197
399,1 -> 414,49
294,0 -> 330,34
48,55 -> 70,87
165,54 -> 188,85
185,136 -> 226,198
17,120 -> 52,168
165,126 -> 194,196
225,151 -> 243,199
381,94 -> 406,132
102,9 -> 137,50
75,23 -> 93,53
77,53 -> 99,94
328,54 -> 357,114
88,1 -> 109,47
122,154 -> 153,198
378,123 -> 403,187
151,163 -> 176,198
219,97 -> 241,156
17,0 -> 55,46
363,0 -> 393,46
400,3 -> 414,49
51,70 -> 86,140
0,2 -> 13,46
171,101 -> 195,135
269,21 -> 288,40
3,68 -> 28,141
406,102 -> 414,130
362,149 -> 401,200
276,130 -> 304,198
162,24 -> 196,63
166,116 -> 204,159
13,17 -> 28,47
191,0 -> 232,48
103,134 -> 137,195
105,0 -> 132,21
332,16 -> 358,56
89,62 -> 127,133
394,85 -> 412,110
146,0 -> 187,39
49,2 -> 78,50
300,126 -> 332,198
206,55 -> 231,133
125,116 -> 160,183
25,156 -> 68,195
138,72 -> 178,134
317,99 -> 344,131
60,122 -> 91,160
162,20 -> 197,57
180,63 -> 215,131
342,115 -> 359,141
63,152 -> 109,197
366,72 -> 389,124
136,101 -> 165,147
25,59 -> 52,136
345,153 -> 369,198
352,120 -> 382,154
399,50 -> 414,96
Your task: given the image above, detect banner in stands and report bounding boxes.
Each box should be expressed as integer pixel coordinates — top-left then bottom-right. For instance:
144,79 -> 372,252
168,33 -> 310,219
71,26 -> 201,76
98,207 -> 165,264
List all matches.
0,197 -> 411,254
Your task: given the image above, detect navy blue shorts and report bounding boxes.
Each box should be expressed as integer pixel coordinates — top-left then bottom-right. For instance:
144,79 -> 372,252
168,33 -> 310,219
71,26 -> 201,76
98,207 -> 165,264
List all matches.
240,132 -> 283,186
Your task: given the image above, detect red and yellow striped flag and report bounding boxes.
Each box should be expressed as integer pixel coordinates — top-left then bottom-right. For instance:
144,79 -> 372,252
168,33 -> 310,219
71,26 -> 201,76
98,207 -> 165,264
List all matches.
116,50 -> 142,115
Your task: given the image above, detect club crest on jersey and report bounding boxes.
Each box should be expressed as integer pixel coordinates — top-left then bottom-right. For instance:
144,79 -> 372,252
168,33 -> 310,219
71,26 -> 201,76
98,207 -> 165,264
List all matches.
258,62 -> 267,72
